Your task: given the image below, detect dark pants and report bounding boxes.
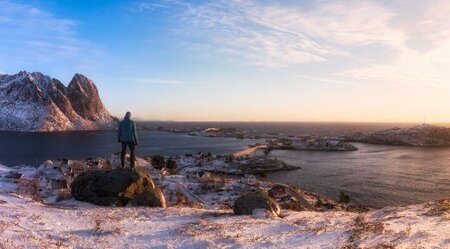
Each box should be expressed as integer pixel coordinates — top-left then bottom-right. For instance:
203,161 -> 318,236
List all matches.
121,142 -> 136,169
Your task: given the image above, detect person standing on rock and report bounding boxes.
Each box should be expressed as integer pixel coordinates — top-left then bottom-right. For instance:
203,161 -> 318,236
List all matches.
118,112 -> 138,169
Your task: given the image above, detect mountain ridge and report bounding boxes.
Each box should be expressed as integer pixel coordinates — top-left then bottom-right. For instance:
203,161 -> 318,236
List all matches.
0,71 -> 117,131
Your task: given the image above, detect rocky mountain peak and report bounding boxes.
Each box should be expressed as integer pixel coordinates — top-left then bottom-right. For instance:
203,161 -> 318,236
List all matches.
67,73 -> 109,122
68,73 -> 94,89
17,70 -> 28,76
0,71 -> 116,131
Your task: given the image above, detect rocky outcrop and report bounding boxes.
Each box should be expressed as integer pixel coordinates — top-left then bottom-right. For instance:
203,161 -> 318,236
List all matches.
70,170 -> 166,207
0,71 -> 116,131
346,124 -> 450,147
129,189 -> 167,208
66,74 -> 112,122
233,191 -> 280,216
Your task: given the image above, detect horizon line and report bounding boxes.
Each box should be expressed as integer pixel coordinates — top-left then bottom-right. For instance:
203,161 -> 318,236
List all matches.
132,120 -> 448,124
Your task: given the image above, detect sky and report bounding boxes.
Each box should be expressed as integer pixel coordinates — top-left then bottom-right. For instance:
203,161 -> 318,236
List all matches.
1,0 -> 450,122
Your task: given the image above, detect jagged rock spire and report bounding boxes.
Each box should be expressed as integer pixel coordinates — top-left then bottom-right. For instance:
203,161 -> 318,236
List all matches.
0,71 -> 116,131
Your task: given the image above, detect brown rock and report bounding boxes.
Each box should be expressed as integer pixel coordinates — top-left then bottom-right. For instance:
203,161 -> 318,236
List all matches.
128,188 -> 167,208
70,169 -> 157,206
233,191 -> 280,217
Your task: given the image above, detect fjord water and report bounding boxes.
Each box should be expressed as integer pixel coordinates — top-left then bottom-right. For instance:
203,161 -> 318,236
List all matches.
142,121 -> 450,207
267,143 -> 450,208
0,130 -> 260,166
1,122 -> 450,208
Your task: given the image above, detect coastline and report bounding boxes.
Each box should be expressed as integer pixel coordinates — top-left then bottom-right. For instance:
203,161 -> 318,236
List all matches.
233,144 -> 267,157
1,170 -> 448,248
1,151 -> 449,248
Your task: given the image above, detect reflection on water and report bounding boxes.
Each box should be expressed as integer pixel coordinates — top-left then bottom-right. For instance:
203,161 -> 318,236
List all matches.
0,131 -> 260,166
267,143 -> 450,208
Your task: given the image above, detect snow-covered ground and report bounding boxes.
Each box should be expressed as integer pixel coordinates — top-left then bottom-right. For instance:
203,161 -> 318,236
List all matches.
1,163 -> 449,248
0,190 -> 449,248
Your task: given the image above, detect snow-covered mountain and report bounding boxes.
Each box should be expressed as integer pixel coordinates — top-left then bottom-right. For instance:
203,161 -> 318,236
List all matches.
0,71 -> 117,131
346,124 -> 450,146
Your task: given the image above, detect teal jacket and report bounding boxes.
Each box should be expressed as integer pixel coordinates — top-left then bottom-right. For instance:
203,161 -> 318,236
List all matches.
118,117 -> 138,144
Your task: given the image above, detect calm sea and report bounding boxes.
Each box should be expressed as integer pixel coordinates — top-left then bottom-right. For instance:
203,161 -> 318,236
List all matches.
0,130 -> 261,166
1,121 -> 450,207
267,144 -> 450,208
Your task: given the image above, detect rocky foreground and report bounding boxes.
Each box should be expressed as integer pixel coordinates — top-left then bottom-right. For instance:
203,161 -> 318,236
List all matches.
0,153 -> 449,248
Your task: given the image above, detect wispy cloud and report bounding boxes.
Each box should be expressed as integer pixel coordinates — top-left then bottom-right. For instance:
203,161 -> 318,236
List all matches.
339,0 -> 450,87
133,1 -> 169,11
340,42 -> 450,88
172,0 -> 342,67
136,0 -> 450,88
0,0 -> 104,71
137,0 -> 404,68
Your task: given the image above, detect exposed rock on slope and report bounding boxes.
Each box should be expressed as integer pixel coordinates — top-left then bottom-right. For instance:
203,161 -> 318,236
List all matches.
0,71 -> 116,131
346,124 -> 450,146
233,191 -> 281,216
71,169 -> 166,207
66,73 -> 113,122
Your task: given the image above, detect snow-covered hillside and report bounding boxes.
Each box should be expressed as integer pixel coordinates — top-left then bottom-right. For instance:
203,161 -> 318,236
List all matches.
0,71 -> 116,131
0,180 -> 449,248
346,124 -> 450,146
1,158 -> 449,248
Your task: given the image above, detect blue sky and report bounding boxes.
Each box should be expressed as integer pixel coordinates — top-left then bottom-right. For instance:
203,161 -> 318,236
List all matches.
1,0 -> 450,122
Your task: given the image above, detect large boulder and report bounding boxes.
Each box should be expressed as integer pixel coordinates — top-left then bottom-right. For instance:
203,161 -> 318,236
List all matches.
128,188 -> 166,208
70,170 -> 165,207
233,191 -> 280,217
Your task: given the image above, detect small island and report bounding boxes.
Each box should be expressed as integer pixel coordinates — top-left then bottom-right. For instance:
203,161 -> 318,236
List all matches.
267,136 -> 358,151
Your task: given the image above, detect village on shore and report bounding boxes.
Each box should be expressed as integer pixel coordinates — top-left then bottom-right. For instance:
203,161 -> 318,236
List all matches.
1,143 -> 449,248
148,125 -> 358,152
0,147 -> 342,211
